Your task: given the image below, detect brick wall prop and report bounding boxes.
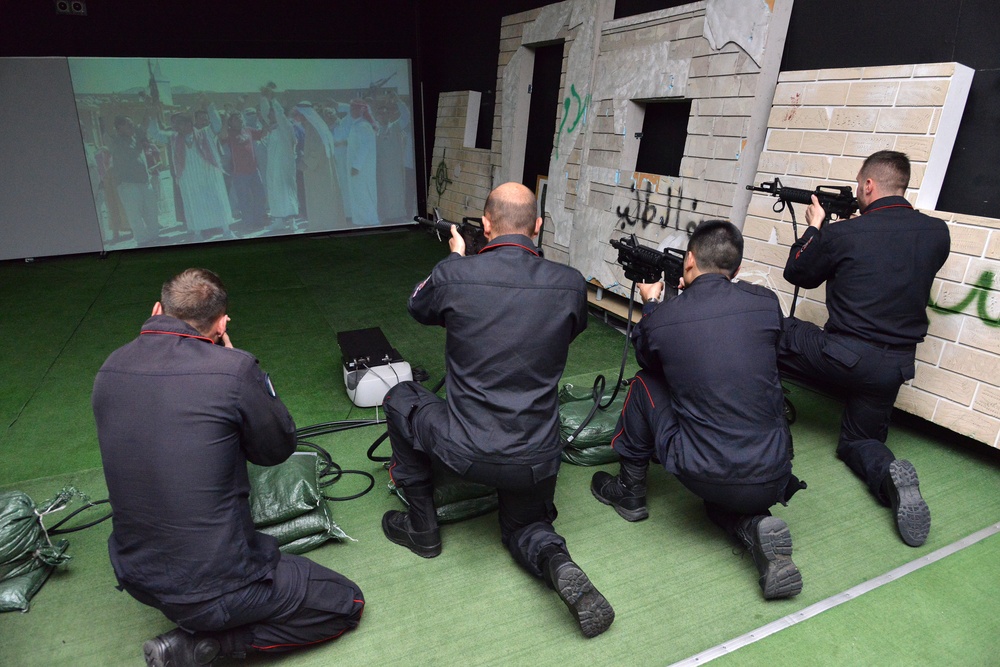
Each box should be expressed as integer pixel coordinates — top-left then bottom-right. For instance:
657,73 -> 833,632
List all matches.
743,63 -> 999,448
422,4 -> 997,448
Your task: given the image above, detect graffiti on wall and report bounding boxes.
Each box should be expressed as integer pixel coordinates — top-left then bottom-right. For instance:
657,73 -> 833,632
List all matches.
554,84 -> 591,159
929,271 -> 1000,327
433,160 -> 452,197
616,180 -> 700,236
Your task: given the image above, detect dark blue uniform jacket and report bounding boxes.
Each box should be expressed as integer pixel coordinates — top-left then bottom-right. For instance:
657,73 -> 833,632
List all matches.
633,274 -> 792,484
408,233 -> 588,480
784,195 -> 950,346
93,315 -> 296,604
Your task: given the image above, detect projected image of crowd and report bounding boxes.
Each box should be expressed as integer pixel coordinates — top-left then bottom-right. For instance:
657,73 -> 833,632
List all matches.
73,60 -> 416,250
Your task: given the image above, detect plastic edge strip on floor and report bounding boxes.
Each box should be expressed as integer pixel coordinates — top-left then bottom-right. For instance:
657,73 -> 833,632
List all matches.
668,521 -> 1000,667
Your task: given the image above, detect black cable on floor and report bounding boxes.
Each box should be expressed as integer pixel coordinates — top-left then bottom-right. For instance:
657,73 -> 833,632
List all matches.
564,280 -> 639,444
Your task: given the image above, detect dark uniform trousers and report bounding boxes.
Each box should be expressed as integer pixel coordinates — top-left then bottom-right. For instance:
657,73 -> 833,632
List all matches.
125,554 -> 364,654
385,381 -> 565,578
778,317 -> 916,501
613,370 -> 791,516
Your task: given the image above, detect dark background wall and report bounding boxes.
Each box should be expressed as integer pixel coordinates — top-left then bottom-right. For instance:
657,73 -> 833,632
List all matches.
1,0 -> 997,217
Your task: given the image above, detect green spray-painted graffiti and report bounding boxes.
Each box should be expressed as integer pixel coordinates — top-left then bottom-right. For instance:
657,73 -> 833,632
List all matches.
928,270 -> 1000,327
554,84 -> 591,159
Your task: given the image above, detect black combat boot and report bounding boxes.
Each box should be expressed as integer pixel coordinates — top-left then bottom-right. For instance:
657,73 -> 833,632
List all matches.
541,546 -> 615,638
590,459 -> 648,521
735,515 -> 802,600
143,628 -> 221,667
382,483 -> 442,558
882,459 -> 930,547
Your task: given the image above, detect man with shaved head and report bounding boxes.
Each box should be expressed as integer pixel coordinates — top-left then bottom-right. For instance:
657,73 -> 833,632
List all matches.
381,182 -> 615,638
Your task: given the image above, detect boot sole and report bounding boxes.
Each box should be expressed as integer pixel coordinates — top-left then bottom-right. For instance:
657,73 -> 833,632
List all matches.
590,485 -> 649,522
755,516 -> 802,600
381,512 -> 442,558
889,460 -> 930,547
552,562 -> 615,638
143,635 -> 220,666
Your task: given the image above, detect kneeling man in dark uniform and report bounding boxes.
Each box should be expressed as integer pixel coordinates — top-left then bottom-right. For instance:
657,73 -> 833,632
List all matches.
93,268 -> 364,666
381,182 -> 615,638
779,151 -> 950,547
592,221 -> 805,599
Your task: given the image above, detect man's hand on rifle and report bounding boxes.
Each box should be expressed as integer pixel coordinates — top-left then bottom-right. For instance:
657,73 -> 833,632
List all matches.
449,225 -> 466,257
805,194 -> 827,230
638,281 -> 664,304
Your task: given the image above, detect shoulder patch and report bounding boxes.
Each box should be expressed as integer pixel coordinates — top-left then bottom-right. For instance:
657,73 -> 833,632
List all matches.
412,275 -> 431,298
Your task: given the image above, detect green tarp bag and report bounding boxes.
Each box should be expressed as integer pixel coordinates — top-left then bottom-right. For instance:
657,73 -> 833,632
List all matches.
248,452 -> 323,528
559,382 -> 626,466
249,452 -> 352,553
389,462 -> 498,524
0,488 -> 75,613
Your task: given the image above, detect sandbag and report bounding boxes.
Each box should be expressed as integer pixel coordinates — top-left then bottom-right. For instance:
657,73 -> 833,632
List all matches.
248,453 -> 323,527
0,488 -> 76,613
559,383 -> 626,466
0,543 -> 67,613
249,452 -> 351,553
389,462 -> 498,524
257,501 -> 349,550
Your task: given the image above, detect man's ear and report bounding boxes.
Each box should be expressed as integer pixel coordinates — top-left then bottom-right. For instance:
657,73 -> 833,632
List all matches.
151,302 -> 164,316
684,251 -> 697,271
533,217 -> 543,238
481,215 -> 493,239
209,314 -> 228,341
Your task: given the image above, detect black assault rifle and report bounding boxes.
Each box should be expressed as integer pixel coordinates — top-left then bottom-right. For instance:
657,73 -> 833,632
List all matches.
610,234 -> 685,288
746,178 -> 858,225
414,209 -> 489,255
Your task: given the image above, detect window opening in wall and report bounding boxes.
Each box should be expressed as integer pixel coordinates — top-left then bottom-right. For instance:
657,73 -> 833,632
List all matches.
634,99 -> 692,178
475,90 -> 495,150
521,41 -> 564,188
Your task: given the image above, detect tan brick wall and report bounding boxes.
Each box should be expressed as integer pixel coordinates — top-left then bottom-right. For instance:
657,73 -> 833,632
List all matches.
425,91 -> 493,221
744,63 -> 1000,449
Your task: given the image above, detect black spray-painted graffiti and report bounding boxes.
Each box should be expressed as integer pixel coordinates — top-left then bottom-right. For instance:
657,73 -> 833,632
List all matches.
433,160 -> 452,197
554,84 -> 591,160
616,180 -> 700,236
928,270 -> 1000,327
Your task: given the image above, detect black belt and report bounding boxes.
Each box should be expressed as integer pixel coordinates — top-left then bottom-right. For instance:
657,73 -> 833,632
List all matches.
836,333 -> 916,352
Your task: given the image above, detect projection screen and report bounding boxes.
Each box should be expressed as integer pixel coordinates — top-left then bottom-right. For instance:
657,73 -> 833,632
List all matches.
67,57 -> 416,251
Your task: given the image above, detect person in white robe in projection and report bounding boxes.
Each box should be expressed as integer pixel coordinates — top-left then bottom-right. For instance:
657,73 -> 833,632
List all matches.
148,106 -> 235,241
331,103 -> 355,221
291,101 -> 345,232
374,94 -> 412,224
347,99 -> 379,227
259,88 -> 299,232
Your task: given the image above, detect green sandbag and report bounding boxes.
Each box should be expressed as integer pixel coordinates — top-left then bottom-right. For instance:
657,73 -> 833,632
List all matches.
559,385 -> 625,466
0,540 -> 68,613
0,490 -> 56,565
389,461 -> 499,524
257,501 -> 349,548
248,453 -> 323,528
391,483 -> 499,524
0,552 -> 48,581
434,496 -> 499,523
0,489 -> 75,614
279,532 -> 333,556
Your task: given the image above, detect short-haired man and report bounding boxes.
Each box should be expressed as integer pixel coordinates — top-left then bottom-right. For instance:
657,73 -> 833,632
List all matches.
780,150 -> 950,547
592,221 -> 804,599
93,268 -> 364,666
381,182 -> 615,637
